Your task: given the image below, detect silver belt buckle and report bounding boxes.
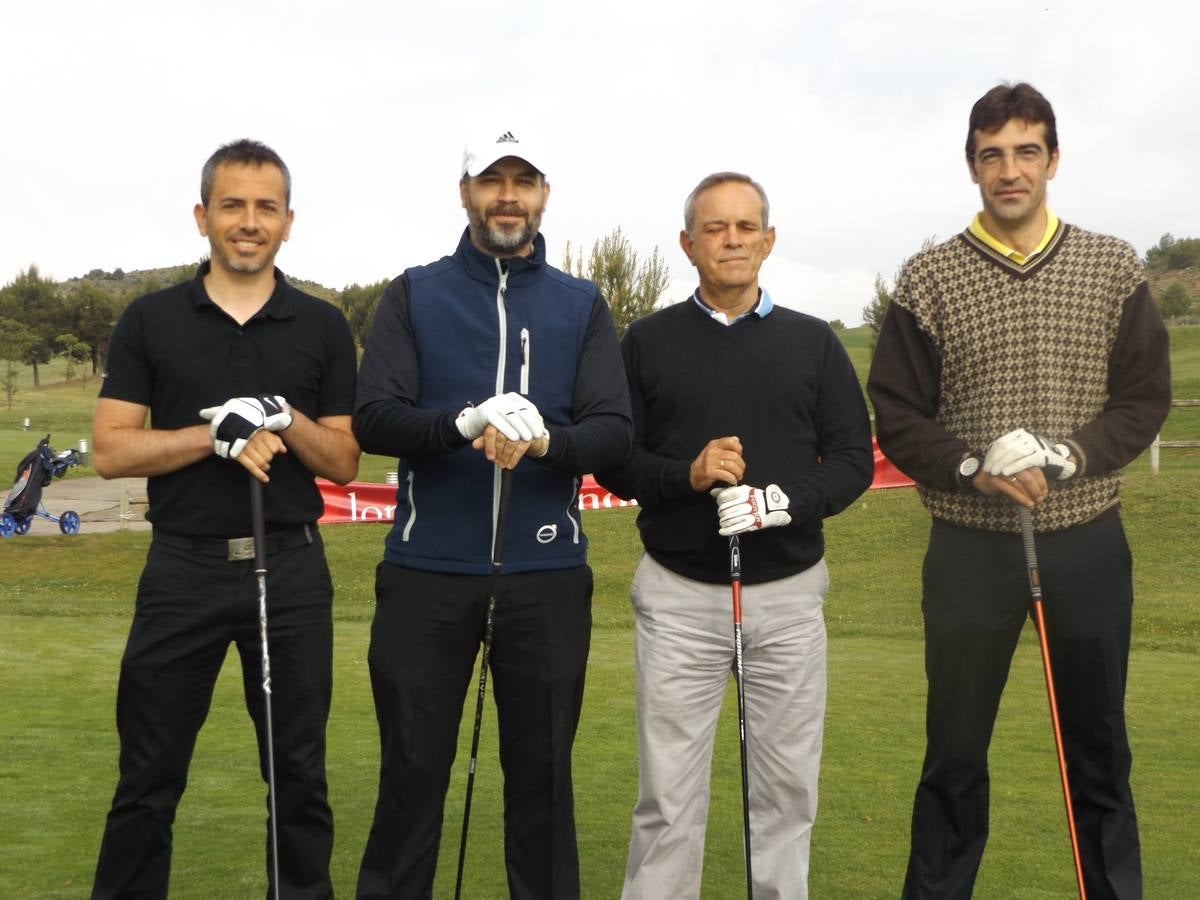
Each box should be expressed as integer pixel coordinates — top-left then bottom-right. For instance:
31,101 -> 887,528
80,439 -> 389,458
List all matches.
227,537 -> 255,562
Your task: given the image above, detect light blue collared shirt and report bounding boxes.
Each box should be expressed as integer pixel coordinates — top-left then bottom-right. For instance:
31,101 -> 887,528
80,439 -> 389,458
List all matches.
690,288 -> 774,325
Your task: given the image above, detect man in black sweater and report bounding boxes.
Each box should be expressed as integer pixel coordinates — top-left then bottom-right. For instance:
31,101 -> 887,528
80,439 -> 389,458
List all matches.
598,172 -> 873,900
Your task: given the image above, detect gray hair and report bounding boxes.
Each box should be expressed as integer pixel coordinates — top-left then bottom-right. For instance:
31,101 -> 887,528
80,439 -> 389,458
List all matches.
683,172 -> 770,237
200,139 -> 292,208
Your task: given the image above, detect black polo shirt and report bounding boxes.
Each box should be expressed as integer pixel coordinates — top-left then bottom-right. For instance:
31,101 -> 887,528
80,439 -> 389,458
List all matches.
100,262 -> 357,536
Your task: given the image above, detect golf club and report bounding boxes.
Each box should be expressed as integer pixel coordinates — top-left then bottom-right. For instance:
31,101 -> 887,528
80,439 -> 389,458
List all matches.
729,533 -> 754,900
250,476 -> 281,900
1019,506 -> 1087,900
454,466 -> 514,900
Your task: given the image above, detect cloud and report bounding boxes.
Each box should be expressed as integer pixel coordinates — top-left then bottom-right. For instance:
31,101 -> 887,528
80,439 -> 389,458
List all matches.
758,255 -> 878,326
2,1 -> 1196,301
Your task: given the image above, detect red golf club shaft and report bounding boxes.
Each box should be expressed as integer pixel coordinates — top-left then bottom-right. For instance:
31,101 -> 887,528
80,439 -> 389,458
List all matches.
729,534 -> 754,900
1020,508 -> 1086,900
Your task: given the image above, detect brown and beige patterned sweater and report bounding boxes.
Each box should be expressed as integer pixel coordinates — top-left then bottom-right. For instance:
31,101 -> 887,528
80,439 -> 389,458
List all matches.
868,222 -> 1171,533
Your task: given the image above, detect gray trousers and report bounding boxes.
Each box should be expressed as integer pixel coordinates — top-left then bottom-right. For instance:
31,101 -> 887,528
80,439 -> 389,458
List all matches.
622,553 -> 828,900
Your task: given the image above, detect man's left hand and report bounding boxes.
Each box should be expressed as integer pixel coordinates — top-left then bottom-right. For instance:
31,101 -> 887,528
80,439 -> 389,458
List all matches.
711,483 -> 792,536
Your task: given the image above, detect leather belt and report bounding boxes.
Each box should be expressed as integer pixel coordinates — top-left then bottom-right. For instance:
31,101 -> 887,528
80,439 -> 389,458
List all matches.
152,524 -> 315,562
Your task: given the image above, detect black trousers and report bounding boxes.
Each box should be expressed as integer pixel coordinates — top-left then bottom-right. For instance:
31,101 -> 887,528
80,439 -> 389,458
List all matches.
356,562 -> 592,900
92,530 -> 334,900
902,514 -> 1142,900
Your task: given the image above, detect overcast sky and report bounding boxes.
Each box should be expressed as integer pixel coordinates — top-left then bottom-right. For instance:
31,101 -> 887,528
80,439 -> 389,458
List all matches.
3,0 -> 1196,326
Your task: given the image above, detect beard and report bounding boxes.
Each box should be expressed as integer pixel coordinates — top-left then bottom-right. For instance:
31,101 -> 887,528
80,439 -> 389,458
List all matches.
208,231 -> 279,275
467,201 -> 543,257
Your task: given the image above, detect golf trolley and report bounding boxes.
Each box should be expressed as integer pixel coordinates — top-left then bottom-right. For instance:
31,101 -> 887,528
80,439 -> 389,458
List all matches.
1,434 -> 82,537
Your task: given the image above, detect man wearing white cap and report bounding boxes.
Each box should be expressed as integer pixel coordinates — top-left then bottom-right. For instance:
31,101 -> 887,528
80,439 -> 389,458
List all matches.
353,131 -> 632,899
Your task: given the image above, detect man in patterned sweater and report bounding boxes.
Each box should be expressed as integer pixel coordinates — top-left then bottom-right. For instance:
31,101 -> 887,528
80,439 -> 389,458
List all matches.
868,83 -> 1169,899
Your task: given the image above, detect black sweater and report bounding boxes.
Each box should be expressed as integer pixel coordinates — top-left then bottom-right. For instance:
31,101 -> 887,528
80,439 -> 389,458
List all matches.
597,298 -> 873,585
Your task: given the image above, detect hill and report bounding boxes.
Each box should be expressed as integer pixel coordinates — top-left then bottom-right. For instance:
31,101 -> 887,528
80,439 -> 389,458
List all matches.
1146,266 -> 1199,311
1143,234 -> 1199,321
60,263 -> 341,304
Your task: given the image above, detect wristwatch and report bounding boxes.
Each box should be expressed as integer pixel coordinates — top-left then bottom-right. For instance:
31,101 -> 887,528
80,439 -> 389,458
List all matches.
957,452 -> 983,490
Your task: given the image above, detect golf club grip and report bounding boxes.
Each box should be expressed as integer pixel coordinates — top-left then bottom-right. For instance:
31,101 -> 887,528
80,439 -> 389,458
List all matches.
729,536 -> 744,624
1018,507 -> 1042,602
250,477 -> 267,571
491,468 -> 514,568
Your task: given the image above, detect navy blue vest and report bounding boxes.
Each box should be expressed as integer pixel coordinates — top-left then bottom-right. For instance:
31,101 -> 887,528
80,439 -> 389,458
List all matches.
384,230 -> 599,575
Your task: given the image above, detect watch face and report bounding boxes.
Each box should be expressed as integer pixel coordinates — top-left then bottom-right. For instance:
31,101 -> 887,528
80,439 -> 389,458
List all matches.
960,456 -> 980,478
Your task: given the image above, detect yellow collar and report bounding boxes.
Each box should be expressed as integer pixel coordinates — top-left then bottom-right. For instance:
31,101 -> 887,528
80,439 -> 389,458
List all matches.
969,209 -> 1059,264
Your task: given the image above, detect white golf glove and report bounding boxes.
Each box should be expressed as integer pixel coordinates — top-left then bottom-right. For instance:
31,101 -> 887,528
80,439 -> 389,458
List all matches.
455,392 -> 546,442
199,395 -> 292,459
710,483 -> 792,537
983,428 -> 1076,481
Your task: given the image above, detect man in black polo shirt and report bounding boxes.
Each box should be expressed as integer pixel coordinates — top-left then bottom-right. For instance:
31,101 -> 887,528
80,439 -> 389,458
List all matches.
90,139 -> 359,900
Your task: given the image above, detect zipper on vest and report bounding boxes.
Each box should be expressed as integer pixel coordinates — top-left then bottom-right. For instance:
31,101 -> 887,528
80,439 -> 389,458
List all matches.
401,470 -> 417,541
567,476 -> 581,544
491,259 -> 509,559
494,260 -> 509,396
519,328 -> 530,395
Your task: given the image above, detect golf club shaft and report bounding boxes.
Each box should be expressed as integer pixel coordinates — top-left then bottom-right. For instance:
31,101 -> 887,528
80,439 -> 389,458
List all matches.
729,534 -> 754,900
455,467 -> 514,900
1019,507 -> 1086,900
250,477 -> 282,900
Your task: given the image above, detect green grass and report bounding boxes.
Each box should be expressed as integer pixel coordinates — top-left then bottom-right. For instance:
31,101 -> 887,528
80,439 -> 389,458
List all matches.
3,462 -> 1198,898
1,361 -> 98,480
839,325 -> 872,406
1165,325 -> 1200,440
2,335 -> 1198,898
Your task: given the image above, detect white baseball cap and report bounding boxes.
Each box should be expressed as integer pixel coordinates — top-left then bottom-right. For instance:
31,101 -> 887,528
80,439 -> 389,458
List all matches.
461,130 -> 547,178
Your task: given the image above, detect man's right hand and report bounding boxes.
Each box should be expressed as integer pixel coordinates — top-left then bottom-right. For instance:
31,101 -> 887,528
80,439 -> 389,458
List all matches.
690,436 -> 745,490
232,429 -> 287,483
972,466 -> 1048,508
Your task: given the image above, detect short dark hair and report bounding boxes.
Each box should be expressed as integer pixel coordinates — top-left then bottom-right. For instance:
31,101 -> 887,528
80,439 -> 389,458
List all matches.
200,139 -> 291,208
965,82 -> 1058,160
683,172 -> 770,237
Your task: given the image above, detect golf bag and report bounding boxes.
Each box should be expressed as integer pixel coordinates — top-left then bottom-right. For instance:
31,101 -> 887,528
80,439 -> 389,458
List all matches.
2,435 -> 82,536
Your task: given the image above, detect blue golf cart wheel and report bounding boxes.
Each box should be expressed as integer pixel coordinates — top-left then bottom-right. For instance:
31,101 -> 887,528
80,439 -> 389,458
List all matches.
59,510 -> 81,535
15,516 -> 32,535
0,513 -> 15,537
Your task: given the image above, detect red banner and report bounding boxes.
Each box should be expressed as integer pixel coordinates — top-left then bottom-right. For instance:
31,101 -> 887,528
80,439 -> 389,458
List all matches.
869,437 -> 915,489
318,439 -> 912,525
317,475 -> 637,525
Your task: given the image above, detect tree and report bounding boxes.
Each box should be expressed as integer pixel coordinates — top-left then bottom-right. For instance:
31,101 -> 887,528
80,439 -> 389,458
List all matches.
0,266 -> 68,387
1159,282 -> 1193,319
1145,233 -> 1200,271
0,316 -> 36,407
1167,240 -> 1200,270
862,274 -> 893,355
829,319 -> 846,331
1144,233 -> 1175,267
863,237 -> 937,356
65,284 -> 121,374
340,279 -> 390,347
563,228 -> 670,337
55,333 -> 92,383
